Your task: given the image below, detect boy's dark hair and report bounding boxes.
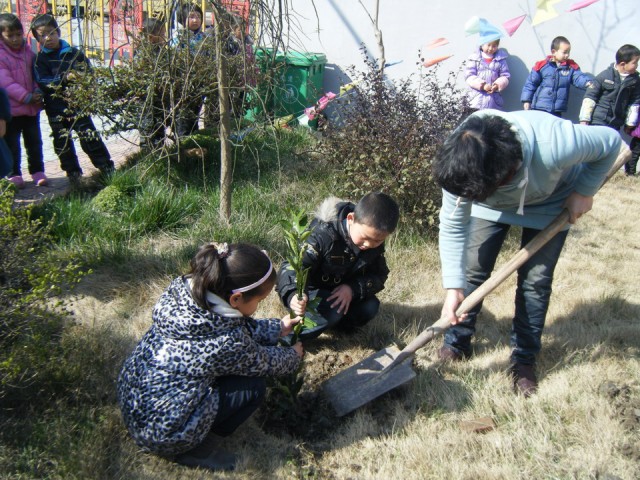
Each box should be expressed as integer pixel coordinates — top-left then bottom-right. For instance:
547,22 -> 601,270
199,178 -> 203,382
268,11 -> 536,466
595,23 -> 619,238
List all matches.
551,36 -> 570,52
432,114 -> 523,201
189,243 -> 275,309
141,17 -> 164,36
353,192 -> 400,233
30,14 -> 60,39
616,44 -> 640,64
176,3 -> 203,27
0,13 -> 23,34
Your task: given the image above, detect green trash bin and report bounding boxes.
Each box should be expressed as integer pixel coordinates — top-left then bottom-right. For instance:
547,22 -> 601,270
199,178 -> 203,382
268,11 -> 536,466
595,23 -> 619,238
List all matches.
248,48 -> 327,128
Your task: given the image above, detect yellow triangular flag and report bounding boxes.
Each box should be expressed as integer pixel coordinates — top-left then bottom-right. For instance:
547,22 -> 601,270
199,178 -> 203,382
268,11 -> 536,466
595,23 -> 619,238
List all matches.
532,0 -> 562,26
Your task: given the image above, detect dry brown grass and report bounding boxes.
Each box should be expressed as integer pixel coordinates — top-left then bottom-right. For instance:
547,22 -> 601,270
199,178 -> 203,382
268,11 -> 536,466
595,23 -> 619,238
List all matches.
72,173 -> 640,479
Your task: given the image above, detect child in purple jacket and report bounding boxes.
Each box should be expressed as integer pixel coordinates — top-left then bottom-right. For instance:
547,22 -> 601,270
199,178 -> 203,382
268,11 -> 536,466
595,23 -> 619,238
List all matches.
0,13 -> 46,188
464,18 -> 510,111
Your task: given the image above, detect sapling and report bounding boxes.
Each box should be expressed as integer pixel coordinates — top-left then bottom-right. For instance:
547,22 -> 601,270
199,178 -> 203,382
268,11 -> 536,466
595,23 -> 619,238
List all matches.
271,209 -> 319,404
280,208 -> 320,343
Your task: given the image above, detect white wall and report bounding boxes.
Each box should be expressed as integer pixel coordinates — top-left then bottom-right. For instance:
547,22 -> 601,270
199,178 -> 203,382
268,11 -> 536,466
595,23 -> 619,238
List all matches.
285,0 -> 639,121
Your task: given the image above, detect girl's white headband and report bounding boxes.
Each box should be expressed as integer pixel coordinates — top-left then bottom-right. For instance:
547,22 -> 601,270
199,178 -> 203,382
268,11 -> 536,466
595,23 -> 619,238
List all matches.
231,259 -> 273,294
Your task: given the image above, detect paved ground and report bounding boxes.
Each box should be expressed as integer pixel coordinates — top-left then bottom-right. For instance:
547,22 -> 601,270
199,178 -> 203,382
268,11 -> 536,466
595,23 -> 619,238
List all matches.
12,116 -> 139,204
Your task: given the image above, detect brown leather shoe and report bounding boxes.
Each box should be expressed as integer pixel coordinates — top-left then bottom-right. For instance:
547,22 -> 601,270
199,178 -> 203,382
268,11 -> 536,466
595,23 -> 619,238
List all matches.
510,363 -> 538,398
438,345 -> 465,362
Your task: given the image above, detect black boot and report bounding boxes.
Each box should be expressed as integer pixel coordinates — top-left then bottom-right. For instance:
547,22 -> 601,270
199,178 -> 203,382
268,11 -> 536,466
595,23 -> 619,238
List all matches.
174,432 -> 236,471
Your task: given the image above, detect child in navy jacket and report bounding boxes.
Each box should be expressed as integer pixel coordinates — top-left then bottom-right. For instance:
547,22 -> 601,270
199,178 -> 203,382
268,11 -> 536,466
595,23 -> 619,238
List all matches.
31,15 -> 114,181
521,36 -> 592,117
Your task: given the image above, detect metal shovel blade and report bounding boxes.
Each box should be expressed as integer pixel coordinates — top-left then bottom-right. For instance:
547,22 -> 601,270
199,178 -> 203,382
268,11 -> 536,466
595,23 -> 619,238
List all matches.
322,346 -> 416,417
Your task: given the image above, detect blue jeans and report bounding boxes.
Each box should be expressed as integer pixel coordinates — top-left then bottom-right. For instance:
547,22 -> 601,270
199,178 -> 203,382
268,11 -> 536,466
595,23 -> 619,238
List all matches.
297,289 -> 380,341
443,217 -> 568,365
210,376 -> 265,437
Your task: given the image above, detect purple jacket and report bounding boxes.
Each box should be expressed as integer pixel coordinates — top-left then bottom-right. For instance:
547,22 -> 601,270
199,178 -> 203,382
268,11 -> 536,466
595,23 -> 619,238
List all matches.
0,40 -> 42,117
464,48 -> 510,110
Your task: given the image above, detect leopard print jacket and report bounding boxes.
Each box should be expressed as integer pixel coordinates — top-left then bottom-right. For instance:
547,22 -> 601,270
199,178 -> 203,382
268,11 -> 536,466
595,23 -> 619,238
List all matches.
117,276 -> 300,455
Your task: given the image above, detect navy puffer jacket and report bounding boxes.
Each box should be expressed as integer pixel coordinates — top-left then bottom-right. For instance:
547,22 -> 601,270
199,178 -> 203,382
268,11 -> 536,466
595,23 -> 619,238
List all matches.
521,57 -> 592,113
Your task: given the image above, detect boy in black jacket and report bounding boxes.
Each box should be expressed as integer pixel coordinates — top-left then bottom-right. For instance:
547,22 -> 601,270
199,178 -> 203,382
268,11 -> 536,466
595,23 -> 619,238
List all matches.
579,44 -> 640,132
276,192 -> 399,340
31,15 -> 114,181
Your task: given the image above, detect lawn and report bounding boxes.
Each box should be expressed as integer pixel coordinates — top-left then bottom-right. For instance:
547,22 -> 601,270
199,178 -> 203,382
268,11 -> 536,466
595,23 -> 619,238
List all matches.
1,128 -> 638,480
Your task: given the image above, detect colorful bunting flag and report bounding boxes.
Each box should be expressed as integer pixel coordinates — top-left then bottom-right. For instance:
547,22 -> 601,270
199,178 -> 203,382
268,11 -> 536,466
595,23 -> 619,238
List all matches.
425,37 -> 449,49
531,0 -> 562,26
422,55 -> 453,68
567,0 -> 600,12
503,14 -> 527,36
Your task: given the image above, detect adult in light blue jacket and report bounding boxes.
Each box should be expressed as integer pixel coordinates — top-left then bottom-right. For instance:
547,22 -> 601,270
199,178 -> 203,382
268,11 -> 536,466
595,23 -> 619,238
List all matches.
432,109 -> 623,397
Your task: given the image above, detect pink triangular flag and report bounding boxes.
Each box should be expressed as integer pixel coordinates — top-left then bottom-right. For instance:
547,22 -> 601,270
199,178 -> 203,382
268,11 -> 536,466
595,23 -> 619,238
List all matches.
422,54 -> 453,68
567,0 -> 600,12
425,37 -> 449,49
503,14 -> 527,36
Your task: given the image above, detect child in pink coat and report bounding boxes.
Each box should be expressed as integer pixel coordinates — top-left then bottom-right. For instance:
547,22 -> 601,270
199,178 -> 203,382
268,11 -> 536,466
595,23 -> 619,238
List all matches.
0,13 -> 46,188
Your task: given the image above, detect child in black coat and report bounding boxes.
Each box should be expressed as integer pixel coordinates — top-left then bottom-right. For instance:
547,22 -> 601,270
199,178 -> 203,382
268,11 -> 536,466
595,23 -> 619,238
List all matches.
276,192 -> 399,340
32,14 -> 114,182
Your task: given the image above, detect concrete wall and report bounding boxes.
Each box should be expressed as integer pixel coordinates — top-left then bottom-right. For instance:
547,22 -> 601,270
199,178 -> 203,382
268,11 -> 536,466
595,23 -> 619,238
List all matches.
286,0 -> 639,121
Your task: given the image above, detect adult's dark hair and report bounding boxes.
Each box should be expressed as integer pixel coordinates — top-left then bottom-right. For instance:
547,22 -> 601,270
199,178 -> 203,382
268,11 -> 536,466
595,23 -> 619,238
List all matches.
432,115 -> 522,201
188,243 -> 275,309
176,3 -> 203,27
353,192 -> 400,233
616,44 -> 640,64
30,14 -> 60,39
0,13 -> 23,34
551,36 -> 570,52
141,17 -> 164,36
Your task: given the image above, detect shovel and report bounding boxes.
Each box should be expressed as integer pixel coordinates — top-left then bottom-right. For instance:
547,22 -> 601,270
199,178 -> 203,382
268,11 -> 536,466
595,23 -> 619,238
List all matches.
322,146 -> 631,417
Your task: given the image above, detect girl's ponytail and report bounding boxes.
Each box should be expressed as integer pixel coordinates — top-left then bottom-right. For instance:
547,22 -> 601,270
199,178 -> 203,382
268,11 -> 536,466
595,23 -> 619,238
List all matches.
188,242 -> 275,309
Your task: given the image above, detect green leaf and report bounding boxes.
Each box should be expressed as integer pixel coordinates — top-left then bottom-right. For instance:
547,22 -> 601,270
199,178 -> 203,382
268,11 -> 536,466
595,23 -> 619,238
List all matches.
302,315 -> 317,328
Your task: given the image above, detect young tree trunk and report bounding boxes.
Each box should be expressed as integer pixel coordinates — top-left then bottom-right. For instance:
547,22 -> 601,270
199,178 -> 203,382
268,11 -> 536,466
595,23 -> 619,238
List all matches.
214,5 -> 233,222
359,0 -> 385,74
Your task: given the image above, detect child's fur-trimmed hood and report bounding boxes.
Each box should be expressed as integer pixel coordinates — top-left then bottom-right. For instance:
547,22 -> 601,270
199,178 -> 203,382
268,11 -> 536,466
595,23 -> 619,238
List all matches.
314,196 -> 347,223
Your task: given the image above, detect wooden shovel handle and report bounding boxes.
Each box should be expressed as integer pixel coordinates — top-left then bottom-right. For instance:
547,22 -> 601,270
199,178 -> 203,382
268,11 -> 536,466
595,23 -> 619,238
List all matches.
397,145 -> 631,360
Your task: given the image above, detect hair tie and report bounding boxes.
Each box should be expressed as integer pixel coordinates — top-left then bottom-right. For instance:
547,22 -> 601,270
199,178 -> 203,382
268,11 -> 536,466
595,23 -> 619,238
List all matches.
212,242 -> 229,259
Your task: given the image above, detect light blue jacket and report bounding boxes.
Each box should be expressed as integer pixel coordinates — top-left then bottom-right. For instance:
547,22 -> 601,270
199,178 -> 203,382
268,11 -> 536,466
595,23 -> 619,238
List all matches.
439,109 -> 622,289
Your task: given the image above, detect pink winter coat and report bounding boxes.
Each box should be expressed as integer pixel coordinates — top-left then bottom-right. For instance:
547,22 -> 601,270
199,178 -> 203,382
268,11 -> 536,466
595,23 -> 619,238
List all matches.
0,40 -> 42,117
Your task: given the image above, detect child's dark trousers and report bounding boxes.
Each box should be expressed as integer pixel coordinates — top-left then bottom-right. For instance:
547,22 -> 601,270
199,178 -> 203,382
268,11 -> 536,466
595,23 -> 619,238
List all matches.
625,137 -> 640,175
296,288 -> 380,341
210,376 -> 266,436
48,114 -> 113,175
6,114 -> 44,176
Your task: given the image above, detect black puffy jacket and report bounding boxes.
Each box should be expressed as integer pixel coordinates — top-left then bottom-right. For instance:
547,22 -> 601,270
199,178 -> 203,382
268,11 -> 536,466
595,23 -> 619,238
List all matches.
581,65 -> 640,129
276,198 -> 389,308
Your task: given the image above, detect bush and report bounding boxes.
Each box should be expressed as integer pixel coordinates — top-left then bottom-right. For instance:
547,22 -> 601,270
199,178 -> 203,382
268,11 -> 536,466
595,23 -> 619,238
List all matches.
0,181 -> 85,406
91,185 -> 131,214
320,48 -> 470,234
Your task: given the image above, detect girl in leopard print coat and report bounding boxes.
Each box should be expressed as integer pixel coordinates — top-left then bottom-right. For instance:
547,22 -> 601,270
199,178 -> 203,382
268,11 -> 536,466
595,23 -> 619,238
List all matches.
117,243 -> 303,468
